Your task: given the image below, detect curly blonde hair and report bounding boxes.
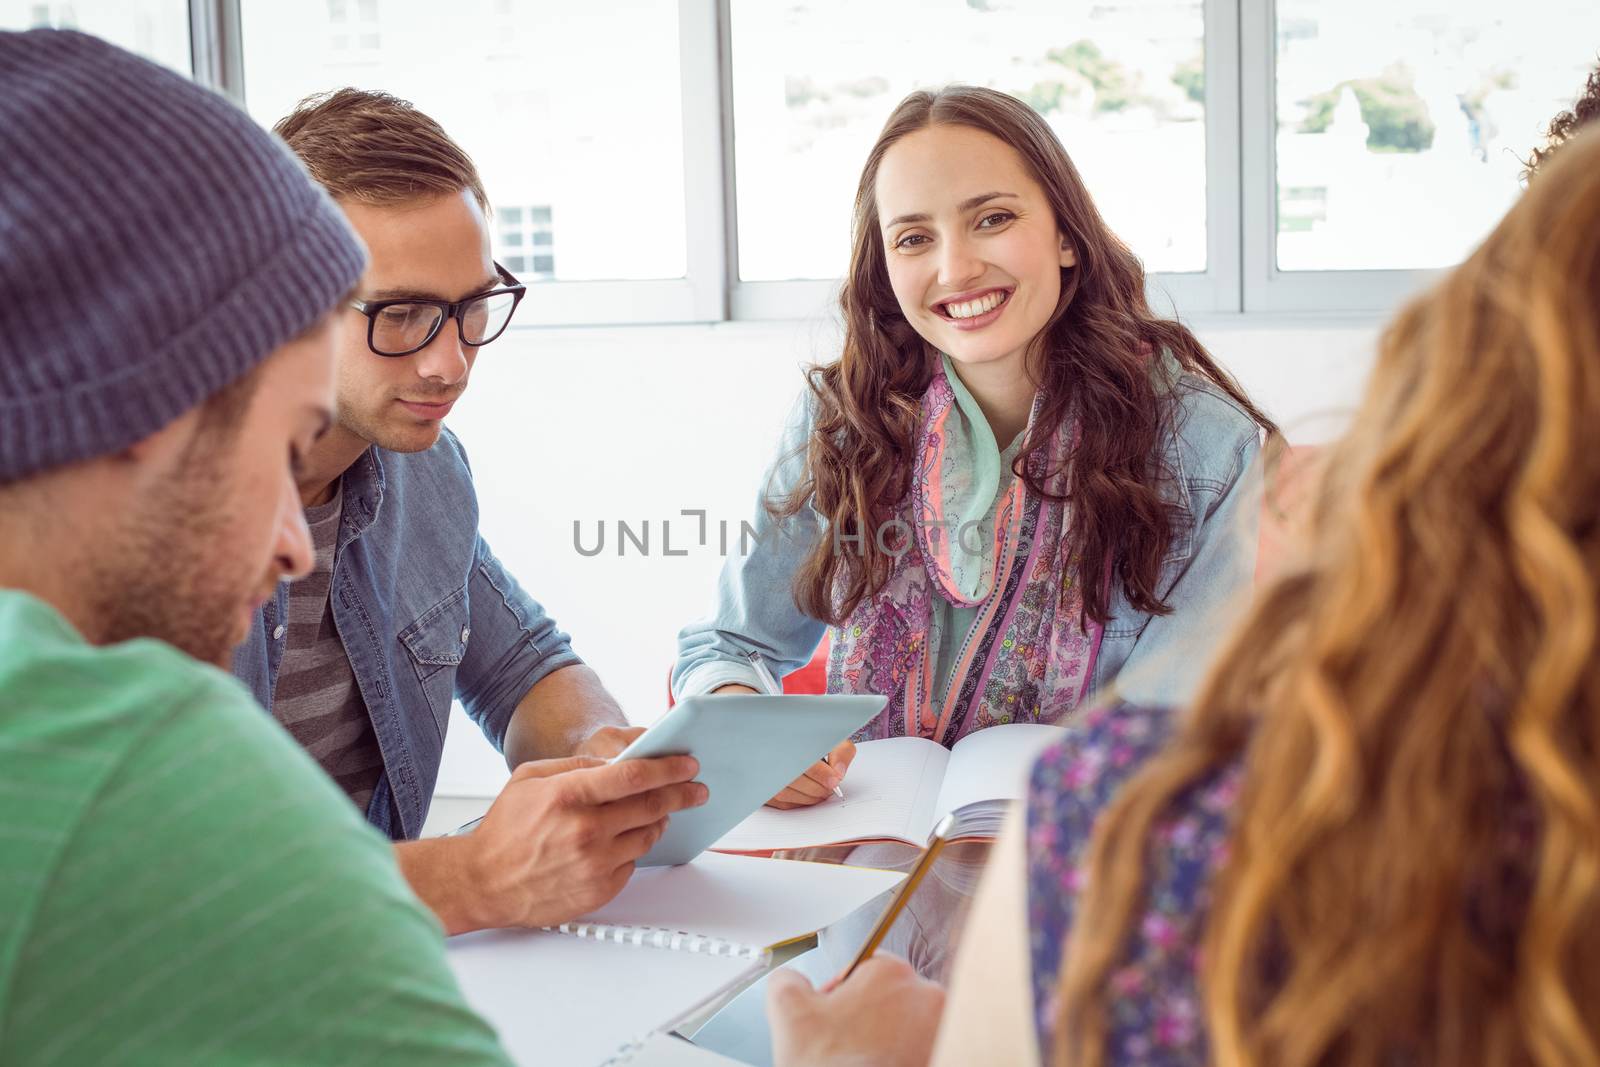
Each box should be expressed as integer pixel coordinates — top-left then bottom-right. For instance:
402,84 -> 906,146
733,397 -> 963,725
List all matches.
1057,127 -> 1600,1067
1526,61 -> 1600,180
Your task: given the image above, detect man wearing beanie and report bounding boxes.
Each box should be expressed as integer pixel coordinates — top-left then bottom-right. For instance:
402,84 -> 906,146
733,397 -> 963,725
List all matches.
231,88 -> 706,937
0,30 -> 524,1063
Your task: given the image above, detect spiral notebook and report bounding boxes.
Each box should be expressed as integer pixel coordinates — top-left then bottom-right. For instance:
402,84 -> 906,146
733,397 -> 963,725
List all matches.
448,852 -> 904,1066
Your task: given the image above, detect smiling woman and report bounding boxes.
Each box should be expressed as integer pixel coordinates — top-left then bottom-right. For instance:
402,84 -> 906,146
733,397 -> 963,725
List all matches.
875,126 -> 1081,449
674,91 -> 1278,986
676,84 -> 1277,810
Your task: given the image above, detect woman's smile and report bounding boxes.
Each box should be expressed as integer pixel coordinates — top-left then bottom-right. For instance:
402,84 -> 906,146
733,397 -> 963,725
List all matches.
931,286 -> 1013,330
877,124 -> 1073,374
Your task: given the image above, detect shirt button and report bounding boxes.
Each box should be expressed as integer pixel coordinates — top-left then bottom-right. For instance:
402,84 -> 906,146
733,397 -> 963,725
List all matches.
273,624 -> 286,640
461,626 -> 471,645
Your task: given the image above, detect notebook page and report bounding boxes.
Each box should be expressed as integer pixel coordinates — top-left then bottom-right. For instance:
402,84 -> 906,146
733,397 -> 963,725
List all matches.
576,851 -> 905,949
933,723 -> 1068,822
447,927 -> 759,1067
713,736 -> 951,851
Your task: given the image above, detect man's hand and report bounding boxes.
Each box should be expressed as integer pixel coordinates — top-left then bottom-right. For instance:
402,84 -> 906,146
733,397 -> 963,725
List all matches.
400,754 -> 707,934
573,724 -> 646,760
768,956 -> 945,1067
468,754 -> 707,929
712,683 -> 855,809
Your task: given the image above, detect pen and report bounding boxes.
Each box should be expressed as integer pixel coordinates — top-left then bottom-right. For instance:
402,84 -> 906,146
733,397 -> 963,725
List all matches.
746,650 -> 845,800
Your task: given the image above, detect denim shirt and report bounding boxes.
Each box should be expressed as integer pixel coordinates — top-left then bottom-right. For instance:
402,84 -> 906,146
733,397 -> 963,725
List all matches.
674,369 -> 1263,716
233,429 -> 581,841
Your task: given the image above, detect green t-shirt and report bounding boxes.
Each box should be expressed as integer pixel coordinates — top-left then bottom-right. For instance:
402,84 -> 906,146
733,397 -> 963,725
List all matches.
0,590 -> 512,1066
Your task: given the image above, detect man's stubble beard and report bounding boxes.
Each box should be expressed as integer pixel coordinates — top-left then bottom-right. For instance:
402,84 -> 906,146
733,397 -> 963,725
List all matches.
341,395 -> 444,456
87,437 -> 257,670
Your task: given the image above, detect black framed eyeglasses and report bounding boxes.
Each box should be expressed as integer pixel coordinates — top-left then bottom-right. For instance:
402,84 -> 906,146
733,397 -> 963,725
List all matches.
349,262 -> 527,357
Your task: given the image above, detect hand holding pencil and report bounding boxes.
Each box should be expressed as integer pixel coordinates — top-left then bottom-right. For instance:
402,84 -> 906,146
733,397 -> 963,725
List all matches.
765,738 -> 855,809
768,956 -> 944,1067
767,816 -> 954,1067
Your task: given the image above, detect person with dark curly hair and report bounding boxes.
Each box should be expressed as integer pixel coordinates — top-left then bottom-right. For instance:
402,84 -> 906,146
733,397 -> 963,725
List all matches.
1527,60 -> 1600,178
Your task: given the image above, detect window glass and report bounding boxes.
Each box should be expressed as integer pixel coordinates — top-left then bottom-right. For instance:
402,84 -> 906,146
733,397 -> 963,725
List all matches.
730,0 -> 1208,281
241,0 -> 688,282
1,0 -> 191,75
1275,0 -> 1600,271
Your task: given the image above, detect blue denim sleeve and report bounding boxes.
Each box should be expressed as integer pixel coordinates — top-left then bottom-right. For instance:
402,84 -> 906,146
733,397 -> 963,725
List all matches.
457,535 -> 584,752
673,391 -> 828,698
1103,412 -> 1262,708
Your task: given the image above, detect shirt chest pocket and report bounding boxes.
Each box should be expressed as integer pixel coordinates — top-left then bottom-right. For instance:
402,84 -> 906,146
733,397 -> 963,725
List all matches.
398,586 -> 471,739
1161,442 -> 1196,569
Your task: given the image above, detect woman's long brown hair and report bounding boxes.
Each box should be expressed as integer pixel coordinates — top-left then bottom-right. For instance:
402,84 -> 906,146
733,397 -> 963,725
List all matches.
1056,129 -> 1600,1067
774,86 -> 1273,627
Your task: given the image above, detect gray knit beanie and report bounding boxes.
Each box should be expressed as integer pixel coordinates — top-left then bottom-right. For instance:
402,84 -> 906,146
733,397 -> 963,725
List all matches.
0,29 -> 368,483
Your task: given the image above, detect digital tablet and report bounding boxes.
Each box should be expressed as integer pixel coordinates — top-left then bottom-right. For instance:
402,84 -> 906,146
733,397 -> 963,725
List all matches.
614,692 -> 886,867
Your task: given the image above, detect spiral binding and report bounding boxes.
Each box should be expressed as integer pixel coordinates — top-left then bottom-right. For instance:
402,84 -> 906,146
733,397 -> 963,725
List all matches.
546,924 -> 770,1064
546,921 -> 766,961
597,1036 -> 649,1067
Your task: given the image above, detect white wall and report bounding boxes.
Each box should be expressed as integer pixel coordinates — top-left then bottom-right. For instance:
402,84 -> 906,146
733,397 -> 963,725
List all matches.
434,314 -> 1381,797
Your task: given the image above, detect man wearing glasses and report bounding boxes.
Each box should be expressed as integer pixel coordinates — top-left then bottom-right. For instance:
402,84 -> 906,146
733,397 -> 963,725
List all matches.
231,88 -> 688,935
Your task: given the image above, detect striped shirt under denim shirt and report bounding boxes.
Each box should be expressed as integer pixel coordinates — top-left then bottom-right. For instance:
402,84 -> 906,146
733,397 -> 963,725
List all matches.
271,484 -> 385,813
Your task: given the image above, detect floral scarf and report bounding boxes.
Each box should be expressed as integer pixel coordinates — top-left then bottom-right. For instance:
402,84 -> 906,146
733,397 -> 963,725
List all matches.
827,363 -> 1103,746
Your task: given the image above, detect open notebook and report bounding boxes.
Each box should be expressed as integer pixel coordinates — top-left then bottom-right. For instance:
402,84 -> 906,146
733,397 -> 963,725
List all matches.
448,852 -> 904,1066
714,722 -> 1066,852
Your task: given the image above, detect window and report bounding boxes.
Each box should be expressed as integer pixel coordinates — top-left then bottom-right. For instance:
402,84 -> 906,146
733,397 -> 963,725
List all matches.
238,0 -> 697,324
728,0 -> 1210,284
34,0 -> 1595,322
4,0 -> 191,75
496,204 -> 556,280
325,0 -> 380,57
1273,0 -> 1600,273
488,0 -> 517,55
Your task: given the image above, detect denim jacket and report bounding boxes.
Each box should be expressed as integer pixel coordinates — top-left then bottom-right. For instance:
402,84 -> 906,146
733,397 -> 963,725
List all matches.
675,368 -> 1263,717
233,429 -> 581,840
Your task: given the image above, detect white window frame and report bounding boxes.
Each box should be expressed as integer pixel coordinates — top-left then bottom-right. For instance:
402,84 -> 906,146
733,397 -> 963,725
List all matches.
190,0 -> 242,98
1238,0 -> 1440,315
184,0 -> 1445,325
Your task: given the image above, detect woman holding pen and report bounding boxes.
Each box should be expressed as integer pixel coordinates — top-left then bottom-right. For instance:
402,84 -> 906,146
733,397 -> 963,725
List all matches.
674,84 -> 1273,808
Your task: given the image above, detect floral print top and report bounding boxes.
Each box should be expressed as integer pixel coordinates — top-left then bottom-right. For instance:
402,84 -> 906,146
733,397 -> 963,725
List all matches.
1026,702 -> 1243,1065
